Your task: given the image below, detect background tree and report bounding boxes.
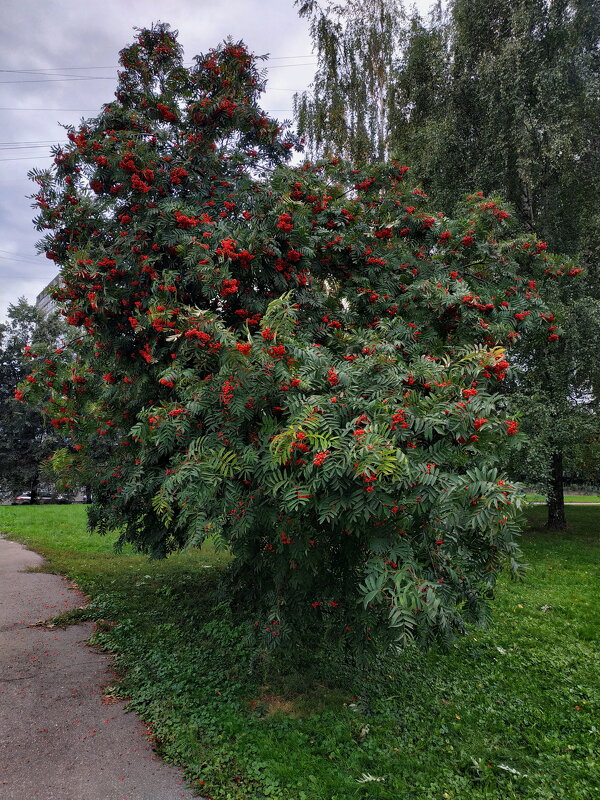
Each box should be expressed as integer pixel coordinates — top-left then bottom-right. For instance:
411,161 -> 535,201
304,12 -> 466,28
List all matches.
505,277 -> 600,529
42,413 -> 110,503
0,299 -> 65,501
294,0 -> 406,161
391,4 -> 452,206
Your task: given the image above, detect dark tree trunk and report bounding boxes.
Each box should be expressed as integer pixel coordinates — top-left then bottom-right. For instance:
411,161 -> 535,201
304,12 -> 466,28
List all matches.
85,484 -> 93,504
547,451 -> 567,530
29,475 -> 39,505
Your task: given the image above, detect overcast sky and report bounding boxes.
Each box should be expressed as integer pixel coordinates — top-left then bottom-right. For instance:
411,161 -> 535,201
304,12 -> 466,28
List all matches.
0,0 -> 432,322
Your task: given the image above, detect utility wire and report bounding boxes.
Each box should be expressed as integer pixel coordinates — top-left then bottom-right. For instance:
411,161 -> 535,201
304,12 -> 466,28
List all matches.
0,140 -> 59,145
0,254 -> 45,266
0,155 -> 54,162
0,56 -> 316,72
0,145 -> 60,150
0,111 -> 296,151
0,107 -> 99,112
0,62 -> 316,85
0,86 -> 303,110
0,77 -> 113,84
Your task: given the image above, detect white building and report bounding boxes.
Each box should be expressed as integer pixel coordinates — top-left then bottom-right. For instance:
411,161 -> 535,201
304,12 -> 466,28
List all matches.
35,274 -> 61,316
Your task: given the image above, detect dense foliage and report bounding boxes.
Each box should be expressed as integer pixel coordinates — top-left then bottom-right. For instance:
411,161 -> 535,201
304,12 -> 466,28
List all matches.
0,299 -> 65,500
402,0 -> 600,527
21,24 -> 571,650
296,0 -> 600,528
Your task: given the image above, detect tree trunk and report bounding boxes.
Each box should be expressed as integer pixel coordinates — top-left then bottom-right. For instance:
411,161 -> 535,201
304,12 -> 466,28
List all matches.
546,451 -> 567,530
29,474 -> 39,505
519,180 -> 536,232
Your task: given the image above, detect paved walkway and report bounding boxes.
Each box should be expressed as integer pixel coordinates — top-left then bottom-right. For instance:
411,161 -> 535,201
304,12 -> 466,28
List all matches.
0,536 -> 198,800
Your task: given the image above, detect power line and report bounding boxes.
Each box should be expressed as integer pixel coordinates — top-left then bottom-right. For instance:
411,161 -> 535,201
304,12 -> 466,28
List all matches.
0,107 -> 99,112
0,140 -> 59,145
0,254 -> 45,267
0,56 -> 316,72
2,111 -> 296,142
0,111 -> 297,149
0,248 -> 39,258
0,62 -> 317,85
0,97 -> 299,114
0,120 -> 298,159
267,62 -> 316,68
0,69 -> 115,79
0,155 -> 53,162
0,77 -> 116,85
0,67 -> 117,73
0,145 -> 59,151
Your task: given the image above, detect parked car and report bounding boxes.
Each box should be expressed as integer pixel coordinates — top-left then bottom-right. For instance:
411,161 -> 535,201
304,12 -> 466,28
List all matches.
13,493 -> 50,505
12,493 -> 69,505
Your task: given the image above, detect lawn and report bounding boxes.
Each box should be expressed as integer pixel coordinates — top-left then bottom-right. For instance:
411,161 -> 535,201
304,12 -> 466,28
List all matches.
0,504 -> 598,800
525,494 -> 600,504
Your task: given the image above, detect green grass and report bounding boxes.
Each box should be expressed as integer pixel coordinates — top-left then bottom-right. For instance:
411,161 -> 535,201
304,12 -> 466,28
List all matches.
525,494 -> 600,503
0,504 -> 598,800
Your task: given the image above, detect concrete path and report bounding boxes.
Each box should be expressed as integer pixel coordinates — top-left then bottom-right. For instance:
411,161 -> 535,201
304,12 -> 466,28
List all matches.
0,536 -> 198,800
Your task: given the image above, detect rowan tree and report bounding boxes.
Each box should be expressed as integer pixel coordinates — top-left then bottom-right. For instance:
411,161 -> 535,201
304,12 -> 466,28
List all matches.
21,24 -> 570,653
